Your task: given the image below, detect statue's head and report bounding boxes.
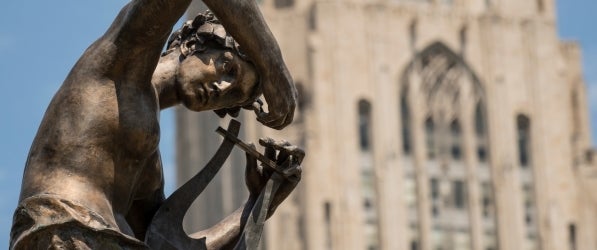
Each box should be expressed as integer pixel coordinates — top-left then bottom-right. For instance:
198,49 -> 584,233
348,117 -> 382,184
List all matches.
165,11 -> 260,112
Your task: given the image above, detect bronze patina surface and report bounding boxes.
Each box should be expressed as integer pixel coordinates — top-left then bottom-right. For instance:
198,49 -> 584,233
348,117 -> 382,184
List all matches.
11,1 -> 302,249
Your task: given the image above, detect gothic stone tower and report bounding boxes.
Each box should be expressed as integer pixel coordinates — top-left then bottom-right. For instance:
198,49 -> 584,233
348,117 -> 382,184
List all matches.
177,0 -> 597,249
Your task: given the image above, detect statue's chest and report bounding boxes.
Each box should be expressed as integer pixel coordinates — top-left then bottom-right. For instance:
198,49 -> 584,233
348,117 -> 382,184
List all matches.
115,109 -> 160,158
109,84 -> 161,157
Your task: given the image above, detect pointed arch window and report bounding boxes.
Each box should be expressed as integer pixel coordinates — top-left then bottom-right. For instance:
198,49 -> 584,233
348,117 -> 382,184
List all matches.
475,102 -> 488,162
425,117 -> 436,160
401,92 -> 412,155
475,103 -> 486,136
517,114 -> 540,248
450,120 -> 463,160
359,100 -> 372,152
517,115 -> 531,167
401,42 -> 489,250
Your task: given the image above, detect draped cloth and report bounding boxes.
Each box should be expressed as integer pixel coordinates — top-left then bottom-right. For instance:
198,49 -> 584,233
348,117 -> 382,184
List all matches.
10,194 -> 148,250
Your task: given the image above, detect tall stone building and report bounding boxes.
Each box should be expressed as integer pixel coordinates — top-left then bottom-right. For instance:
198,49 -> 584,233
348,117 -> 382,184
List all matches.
176,0 -> 597,249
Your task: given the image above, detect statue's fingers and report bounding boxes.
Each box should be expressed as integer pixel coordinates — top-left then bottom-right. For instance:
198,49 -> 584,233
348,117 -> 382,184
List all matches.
258,137 -> 289,148
269,139 -> 291,151
283,164 -> 302,183
268,140 -> 292,165
262,142 -> 277,163
259,138 -> 303,165
281,145 -> 304,164
260,137 -> 279,164
277,150 -> 291,166
275,144 -> 304,166
258,137 -> 276,147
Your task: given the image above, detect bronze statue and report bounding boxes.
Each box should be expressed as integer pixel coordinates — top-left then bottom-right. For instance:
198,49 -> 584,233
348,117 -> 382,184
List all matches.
11,1 -> 302,249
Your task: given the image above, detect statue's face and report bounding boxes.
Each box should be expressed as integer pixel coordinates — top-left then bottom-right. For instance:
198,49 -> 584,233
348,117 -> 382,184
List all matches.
176,49 -> 257,111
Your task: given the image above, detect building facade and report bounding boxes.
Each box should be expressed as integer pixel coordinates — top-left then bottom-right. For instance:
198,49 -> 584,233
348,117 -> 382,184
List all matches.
176,0 -> 597,249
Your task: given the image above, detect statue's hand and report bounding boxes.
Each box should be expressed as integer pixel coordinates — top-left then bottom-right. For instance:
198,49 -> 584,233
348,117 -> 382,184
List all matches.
244,138 -> 303,217
255,66 -> 297,130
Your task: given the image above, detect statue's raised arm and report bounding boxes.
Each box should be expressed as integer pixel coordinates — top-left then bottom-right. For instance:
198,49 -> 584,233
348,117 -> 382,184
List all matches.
111,0 -> 192,45
81,0 -> 192,80
203,0 -> 297,129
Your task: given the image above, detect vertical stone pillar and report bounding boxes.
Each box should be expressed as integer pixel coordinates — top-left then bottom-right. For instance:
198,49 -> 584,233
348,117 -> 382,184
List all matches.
410,71 -> 432,250
460,74 -> 483,250
478,15 -> 526,250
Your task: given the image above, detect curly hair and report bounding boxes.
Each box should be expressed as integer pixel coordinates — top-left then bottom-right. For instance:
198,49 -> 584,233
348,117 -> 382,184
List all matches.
165,11 -> 261,114
164,11 -> 248,61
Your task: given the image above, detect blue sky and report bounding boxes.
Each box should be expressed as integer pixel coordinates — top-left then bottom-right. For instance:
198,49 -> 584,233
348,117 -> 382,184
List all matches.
0,0 -> 595,248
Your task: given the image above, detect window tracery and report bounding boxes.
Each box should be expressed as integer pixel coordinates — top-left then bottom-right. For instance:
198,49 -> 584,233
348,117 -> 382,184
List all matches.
400,42 -> 495,250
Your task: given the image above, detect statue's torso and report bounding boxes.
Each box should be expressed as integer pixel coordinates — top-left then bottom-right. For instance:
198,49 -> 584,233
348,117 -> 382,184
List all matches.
20,74 -> 163,232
